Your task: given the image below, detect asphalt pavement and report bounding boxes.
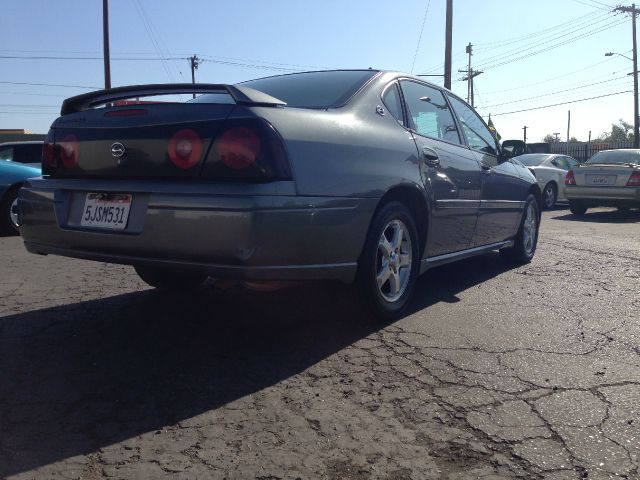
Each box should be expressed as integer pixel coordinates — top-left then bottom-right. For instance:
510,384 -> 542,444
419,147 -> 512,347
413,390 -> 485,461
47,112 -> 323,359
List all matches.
0,207 -> 638,479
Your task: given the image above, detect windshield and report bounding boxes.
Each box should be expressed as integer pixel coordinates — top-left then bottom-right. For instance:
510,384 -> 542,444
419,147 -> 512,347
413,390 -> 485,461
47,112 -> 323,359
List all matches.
238,70 -> 378,108
516,154 -> 550,166
587,150 -> 640,165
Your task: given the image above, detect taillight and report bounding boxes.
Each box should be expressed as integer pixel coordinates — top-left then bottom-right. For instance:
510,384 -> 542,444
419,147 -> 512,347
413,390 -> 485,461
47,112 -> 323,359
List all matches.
203,118 -> 291,181
167,129 -> 203,169
627,171 -> 640,186
565,170 -> 576,185
42,130 -> 55,170
217,127 -> 261,169
59,134 -> 79,168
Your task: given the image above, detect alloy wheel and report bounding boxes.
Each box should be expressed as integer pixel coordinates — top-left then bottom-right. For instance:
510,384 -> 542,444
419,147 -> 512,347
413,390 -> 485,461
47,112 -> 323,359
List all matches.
376,219 -> 412,303
9,197 -> 19,230
523,203 -> 537,255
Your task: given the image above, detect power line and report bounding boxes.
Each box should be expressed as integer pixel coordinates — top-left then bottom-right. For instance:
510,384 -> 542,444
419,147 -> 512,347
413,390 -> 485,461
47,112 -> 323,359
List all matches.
474,10 -> 608,49
474,15 -> 624,71
489,90 -> 632,116
478,57 -> 625,94
478,75 -> 631,109
0,81 -> 99,89
410,0 -> 432,74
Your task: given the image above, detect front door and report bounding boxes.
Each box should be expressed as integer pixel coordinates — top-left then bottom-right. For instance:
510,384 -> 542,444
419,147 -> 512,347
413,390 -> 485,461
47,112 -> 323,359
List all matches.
446,94 -> 523,246
399,80 -> 482,256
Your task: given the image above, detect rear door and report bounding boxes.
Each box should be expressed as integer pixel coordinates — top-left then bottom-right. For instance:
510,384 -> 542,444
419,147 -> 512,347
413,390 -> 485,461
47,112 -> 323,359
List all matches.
398,80 -> 481,256
446,94 -> 524,246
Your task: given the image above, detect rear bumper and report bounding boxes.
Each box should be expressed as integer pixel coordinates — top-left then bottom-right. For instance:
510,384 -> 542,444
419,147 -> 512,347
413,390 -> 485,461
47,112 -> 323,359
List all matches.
18,178 -> 378,282
565,185 -> 640,206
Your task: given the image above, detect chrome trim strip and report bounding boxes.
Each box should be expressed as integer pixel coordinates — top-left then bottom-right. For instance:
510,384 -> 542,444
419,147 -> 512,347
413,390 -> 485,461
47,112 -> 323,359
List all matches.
435,199 -> 481,209
479,200 -> 525,209
420,240 -> 514,274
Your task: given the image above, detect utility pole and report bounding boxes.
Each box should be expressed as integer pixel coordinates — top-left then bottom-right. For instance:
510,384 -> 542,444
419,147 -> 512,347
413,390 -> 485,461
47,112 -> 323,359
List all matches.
615,4 -> 640,148
458,43 -> 483,107
444,0 -> 453,90
567,110 -> 571,155
190,55 -> 199,99
522,126 -> 528,143
553,132 -> 560,143
102,0 -> 111,89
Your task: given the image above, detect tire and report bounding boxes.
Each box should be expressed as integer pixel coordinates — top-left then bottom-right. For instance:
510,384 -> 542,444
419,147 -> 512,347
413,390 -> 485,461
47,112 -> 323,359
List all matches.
357,201 -> 420,321
542,182 -> 557,210
134,265 -> 207,290
500,194 -> 540,264
0,185 -> 21,235
569,202 -> 588,215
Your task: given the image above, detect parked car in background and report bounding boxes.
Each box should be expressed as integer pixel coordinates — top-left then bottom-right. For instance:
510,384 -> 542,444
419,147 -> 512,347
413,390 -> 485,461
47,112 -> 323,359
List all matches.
515,153 -> 579,209
0,141 -> 44,167
18,70 -> 541,319
1,158 -> 41,233
565,149 -> 640,215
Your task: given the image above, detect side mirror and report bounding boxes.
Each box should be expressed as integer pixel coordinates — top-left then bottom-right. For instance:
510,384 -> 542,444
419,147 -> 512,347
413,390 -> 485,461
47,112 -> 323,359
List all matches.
500,139 -> 528,161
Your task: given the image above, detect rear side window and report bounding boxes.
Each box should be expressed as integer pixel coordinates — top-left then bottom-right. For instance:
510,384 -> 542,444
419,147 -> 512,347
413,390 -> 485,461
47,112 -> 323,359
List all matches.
240,70 -> 378,109
400,80 -> 461,144
382,83 -> 405,126
447,94 -> 498,155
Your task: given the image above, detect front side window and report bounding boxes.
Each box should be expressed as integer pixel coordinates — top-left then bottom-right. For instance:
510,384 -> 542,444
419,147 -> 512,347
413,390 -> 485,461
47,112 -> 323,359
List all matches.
382,83 -> 405,126
0,147 -> 13,161
400,80 -> 461,144
447,94 -> 498,155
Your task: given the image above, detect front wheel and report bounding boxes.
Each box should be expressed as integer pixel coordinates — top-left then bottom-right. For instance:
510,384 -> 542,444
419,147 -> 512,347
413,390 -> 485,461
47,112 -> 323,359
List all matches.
357,201 -> 420,321
500,194 -> 540,264
0,186 -> 21,235
134,265 -> 207,290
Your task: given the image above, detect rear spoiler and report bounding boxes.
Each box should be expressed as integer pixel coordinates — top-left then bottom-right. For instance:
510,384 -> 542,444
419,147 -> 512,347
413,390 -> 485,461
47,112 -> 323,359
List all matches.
60,83 -> 287,115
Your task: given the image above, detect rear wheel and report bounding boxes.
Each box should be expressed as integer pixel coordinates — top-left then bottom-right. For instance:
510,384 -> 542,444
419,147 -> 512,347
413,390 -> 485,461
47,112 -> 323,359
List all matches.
357,201 -> 420,321
542,182 -> 557,210
569,202 -> 588,215
134,265 -> 207,290
501,194 -> 539,264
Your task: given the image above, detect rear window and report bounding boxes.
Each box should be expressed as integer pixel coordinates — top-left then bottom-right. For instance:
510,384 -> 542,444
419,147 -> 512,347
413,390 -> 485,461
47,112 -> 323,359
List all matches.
238,70 -> 379,109
517,154 -> 550,166
587,150 -> 640,165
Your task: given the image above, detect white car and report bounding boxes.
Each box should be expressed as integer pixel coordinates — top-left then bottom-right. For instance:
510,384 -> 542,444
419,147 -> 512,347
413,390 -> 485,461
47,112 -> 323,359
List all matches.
515,153 -> 580,209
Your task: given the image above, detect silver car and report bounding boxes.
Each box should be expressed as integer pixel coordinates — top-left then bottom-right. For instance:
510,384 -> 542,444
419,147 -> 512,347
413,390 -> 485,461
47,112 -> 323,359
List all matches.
516,153 -> 579,209
565,149 -> 640,215
18,70 -> 541,319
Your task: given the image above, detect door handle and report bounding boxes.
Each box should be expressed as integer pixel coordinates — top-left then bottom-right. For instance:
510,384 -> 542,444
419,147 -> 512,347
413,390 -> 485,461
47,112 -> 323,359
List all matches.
422,147 -> 440,167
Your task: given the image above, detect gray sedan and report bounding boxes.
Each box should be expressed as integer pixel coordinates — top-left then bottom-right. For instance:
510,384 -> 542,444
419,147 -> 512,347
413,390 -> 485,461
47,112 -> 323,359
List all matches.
565,149 -> 640,215
18,70 -> 541,319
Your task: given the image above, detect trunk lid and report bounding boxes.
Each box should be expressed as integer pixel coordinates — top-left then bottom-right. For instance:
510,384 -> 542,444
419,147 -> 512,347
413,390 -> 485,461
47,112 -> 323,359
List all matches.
47,103 -> 235,179
573,163 -> 638,187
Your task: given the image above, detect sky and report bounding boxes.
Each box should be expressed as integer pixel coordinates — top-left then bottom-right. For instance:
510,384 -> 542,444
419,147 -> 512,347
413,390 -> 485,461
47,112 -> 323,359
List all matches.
0,0 -> 635,143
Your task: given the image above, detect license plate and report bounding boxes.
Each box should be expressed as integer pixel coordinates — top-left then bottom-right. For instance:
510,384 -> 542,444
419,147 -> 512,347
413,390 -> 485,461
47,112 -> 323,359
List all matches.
587,175 -> 616,185
80,193 -> 132,230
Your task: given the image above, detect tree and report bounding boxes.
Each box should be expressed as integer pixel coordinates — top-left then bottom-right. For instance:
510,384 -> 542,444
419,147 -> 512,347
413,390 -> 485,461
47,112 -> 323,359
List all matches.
596,119 -> 634,143
569,136 -> 579,143
543,133 -> 561,143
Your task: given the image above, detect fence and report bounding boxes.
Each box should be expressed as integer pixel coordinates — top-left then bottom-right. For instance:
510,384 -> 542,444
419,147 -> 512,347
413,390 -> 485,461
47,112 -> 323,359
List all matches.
546,142 -> 634,162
